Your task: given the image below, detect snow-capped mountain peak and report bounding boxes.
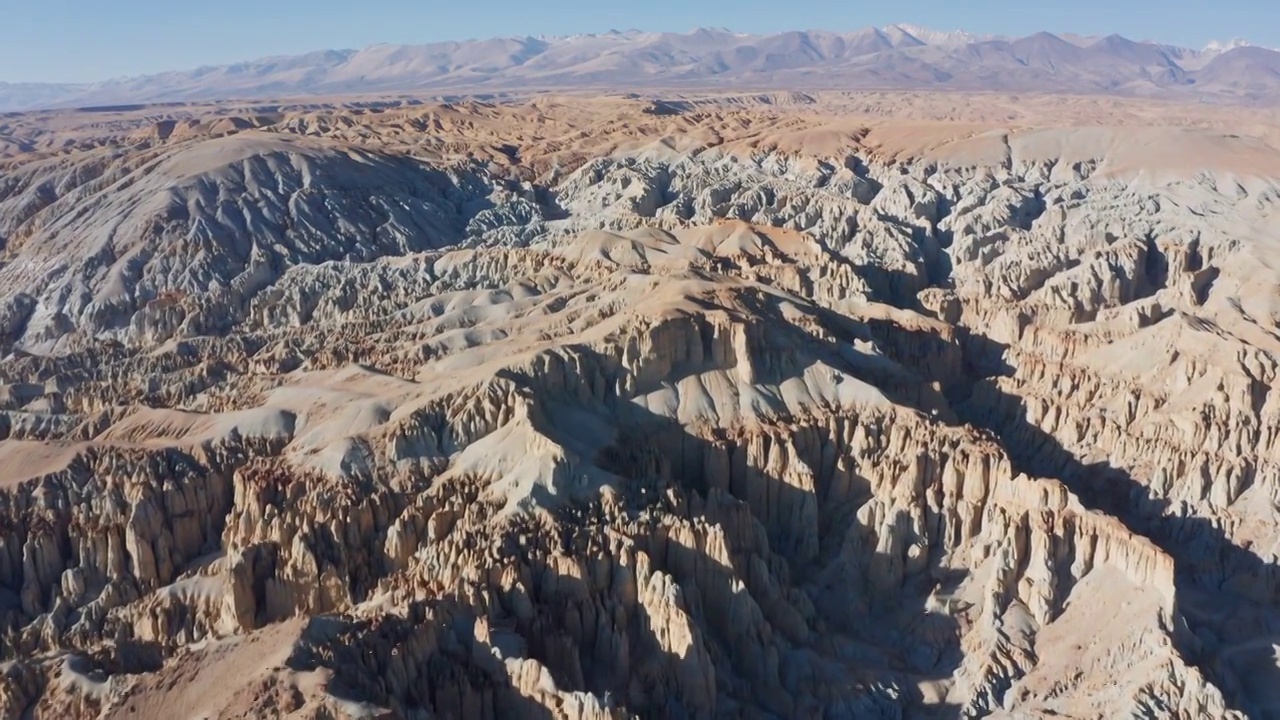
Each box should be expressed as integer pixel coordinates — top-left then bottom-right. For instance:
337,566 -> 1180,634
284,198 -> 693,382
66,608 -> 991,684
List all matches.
885,23 -> 996,46
1203,38 -> 1253,54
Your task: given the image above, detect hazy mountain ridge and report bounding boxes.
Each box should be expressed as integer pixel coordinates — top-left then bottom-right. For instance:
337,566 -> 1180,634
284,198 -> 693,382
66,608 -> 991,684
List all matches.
5,24 -> 1280,111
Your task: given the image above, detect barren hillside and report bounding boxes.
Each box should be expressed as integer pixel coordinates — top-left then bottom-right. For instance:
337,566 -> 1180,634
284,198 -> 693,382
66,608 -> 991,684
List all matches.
0,92 -> 1278,718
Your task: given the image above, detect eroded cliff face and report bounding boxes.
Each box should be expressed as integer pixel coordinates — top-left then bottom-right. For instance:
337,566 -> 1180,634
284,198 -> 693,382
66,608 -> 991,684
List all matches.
0,96 -> 1277,718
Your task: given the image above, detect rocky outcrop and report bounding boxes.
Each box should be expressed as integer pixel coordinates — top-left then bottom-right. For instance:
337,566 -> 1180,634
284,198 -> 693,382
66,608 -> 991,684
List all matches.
0,96 -> 1276,718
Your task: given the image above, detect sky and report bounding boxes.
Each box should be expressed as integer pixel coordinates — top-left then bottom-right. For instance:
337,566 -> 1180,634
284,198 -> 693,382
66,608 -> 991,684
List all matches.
3,0 -> 1276,83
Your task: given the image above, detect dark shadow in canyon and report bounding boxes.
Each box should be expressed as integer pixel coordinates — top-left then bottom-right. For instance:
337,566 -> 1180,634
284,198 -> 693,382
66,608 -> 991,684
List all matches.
784,252 -> 1280,714
33,270 -> 1279,716
288,609 -> 558,720
507,328 -> 971,718
941,327 -> 1280,719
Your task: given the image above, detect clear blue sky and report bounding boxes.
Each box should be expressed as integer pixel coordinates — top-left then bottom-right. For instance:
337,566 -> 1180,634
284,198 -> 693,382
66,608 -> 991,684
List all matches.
3,0 -> 1275,83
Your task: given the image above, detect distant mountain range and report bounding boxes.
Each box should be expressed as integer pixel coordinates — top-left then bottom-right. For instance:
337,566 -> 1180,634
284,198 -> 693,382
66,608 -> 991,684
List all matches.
4,25 -> 1280,111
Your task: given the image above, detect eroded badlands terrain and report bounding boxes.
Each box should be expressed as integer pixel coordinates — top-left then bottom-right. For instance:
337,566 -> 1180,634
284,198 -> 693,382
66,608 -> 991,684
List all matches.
0,92 -> 1279,718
